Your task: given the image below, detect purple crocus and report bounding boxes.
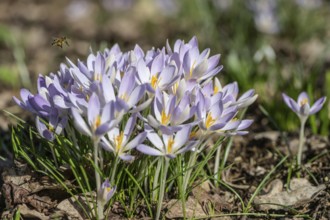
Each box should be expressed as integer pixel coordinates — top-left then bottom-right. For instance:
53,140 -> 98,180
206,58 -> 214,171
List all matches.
100,114 -> 147,161
282,92 -> 326,121
97,179 -> 116,205
137,125 -> 197,159
71,93 -> 119,139
282,91 -> 326,167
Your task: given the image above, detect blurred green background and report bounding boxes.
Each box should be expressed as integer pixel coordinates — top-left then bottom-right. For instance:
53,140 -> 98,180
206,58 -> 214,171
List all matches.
0,0 -> 329,133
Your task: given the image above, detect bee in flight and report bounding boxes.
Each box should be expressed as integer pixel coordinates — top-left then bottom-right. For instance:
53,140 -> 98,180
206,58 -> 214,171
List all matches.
52,36 -> 69,48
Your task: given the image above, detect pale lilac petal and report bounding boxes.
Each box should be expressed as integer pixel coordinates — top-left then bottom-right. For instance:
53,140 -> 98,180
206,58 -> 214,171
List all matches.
127,85 -> 146,108
236,119 -> 254,130
36,117 -> 54,141
100,137 -> 115,152
151,53 -> 164,74
119,154 -> 135,161
95,123 -> 113,137
175,141 -> 197,155
102,77 -> 116,102
147,115 -> 159,128
137,144 -> 163,156
289,98 -> 300,113
123,114 -> 137,143
173,125 -> 191,150
88,93 -> 100,125
101,102 -> 114,124
192,59 -> 208,79
147,129 -> 164,150
297,92 -> 309,106
125,132 -> 147,150
309,97 -> 326,114
137,60 -> 150,84
71,108 -> 92,136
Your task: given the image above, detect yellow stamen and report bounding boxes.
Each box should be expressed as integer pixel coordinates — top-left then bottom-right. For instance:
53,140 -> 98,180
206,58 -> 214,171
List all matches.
93,115 -> 101,131
120,93 -> 128,102
161,110 -> 171,125
151,75 -> 158,89
189,61 -> 196,78
172,82 -> 179,94
205,113 -> 216,129
106,187 -> 112,192
93,73 -> 102,82
300,98 -> 308,106
167,137 -> 174,154
115,131 -> 124,152
214,86 -> 219,94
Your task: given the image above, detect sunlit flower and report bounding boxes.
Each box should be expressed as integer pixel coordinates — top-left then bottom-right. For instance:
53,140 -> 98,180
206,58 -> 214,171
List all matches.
71,93 -> 119,139
97,179 -> 116,205
101,114 -> 147,161
282,92 -> 326,121
137,125 -> 197,159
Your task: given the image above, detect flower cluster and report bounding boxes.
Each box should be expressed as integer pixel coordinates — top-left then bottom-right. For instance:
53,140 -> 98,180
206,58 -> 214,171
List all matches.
14,36 -> 256,158
14,37 -> 257,218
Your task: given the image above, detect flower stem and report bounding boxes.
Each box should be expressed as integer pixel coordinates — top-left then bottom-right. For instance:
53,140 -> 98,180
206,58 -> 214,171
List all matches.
156,157 -> 169,220
93,138 -> 103,219
152,158 -> 162,201
297,118 -> 307,168
213,143 -> 222,184
110,155 -> 119,184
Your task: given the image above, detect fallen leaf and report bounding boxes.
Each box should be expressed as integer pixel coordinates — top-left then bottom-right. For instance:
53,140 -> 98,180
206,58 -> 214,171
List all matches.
254,178 -> 326,211
166,196 -> 206,219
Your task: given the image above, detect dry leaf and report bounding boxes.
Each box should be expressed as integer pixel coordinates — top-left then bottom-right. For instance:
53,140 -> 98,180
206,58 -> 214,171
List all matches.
254,178 -> 326,211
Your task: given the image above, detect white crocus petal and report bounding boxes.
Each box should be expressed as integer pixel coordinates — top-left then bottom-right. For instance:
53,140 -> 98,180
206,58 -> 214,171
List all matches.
71,108 -> 92,136
137,144 -> 163,156
173,126 -> 191,151
147,130 -> 164,151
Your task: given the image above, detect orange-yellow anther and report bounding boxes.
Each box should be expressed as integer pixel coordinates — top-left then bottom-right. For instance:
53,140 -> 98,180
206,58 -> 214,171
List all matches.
151,75 -> 158,89
115,131 -> 124,152
161,110 -> 171,125
214,86 -> 219,94
189,61 -> 196,78
167,137 -> 174,154
205,113 -> 216,129
300,98 -> 308,106
94,73 -> 102,82
93,115 -> 101,131
172,82 -> 179,94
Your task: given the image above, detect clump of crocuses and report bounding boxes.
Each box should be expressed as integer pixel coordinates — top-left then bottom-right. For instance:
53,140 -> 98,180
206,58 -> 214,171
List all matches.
14,36 -> 256,219
282,92 -> 326,168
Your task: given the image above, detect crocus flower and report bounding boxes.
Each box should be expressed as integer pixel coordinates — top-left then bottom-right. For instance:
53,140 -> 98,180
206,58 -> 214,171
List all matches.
282,92 -> 326,122
137,125 -> 197,159
283,91 -> 326,167
146,89 -> 195,134
71,93 -> 119,139
97,179 -> 116,206
100,114 -> 147,161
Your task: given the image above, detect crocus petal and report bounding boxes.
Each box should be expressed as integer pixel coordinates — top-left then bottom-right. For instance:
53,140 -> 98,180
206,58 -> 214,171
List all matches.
36,117 -> 54,141
71,108 -> 92,136
127,85 -> 146,108
147,129 -> 164,150
119,154 -> 135,161
175,141 -> 197,155
297,92 -> 309,106
125,132 -> 147,150
137,144 -> 163,156
88,93 -> 100,125
95,123 -> 113,137
173,126 -> 191,150
309,97 -> 326,115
